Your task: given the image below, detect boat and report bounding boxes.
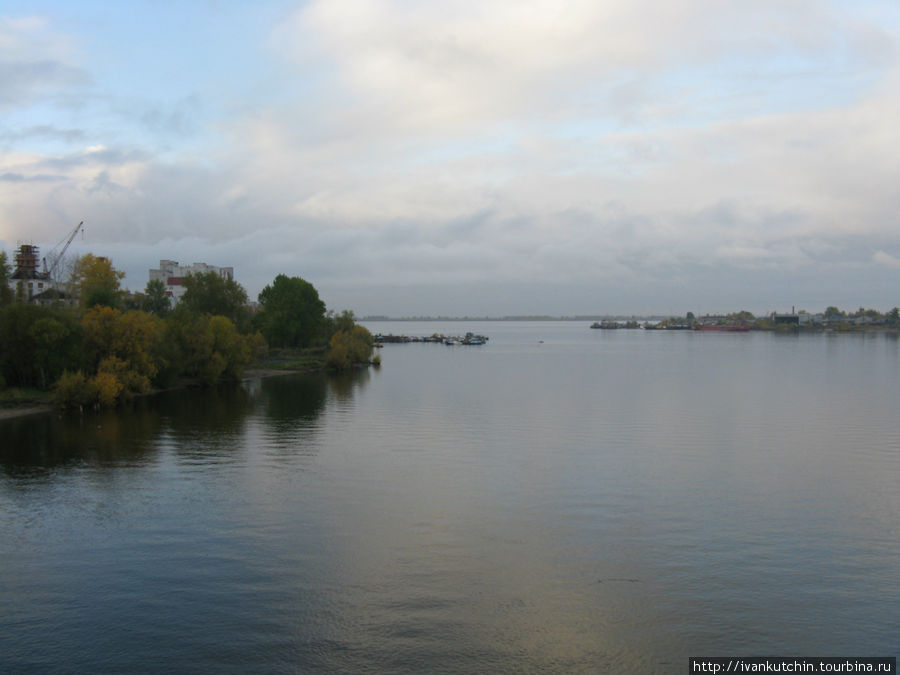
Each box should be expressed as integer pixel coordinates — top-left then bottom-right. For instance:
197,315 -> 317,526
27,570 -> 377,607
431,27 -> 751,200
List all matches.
461,332 -> 487,345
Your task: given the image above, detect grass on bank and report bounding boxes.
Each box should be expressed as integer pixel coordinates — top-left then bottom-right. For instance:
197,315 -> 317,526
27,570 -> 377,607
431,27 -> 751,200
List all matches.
252,347 -> 329,372
0,386 -> 52,409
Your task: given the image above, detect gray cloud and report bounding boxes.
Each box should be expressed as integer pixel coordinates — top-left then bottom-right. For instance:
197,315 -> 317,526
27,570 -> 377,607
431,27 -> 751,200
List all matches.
0,59 -> 90,106
138,94 -> 203,137
0,125 -> 87,146
0,172 -> 65,183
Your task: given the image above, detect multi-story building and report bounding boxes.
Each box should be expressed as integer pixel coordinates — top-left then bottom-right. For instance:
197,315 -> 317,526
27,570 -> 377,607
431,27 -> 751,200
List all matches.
6,244 -> 74,305
149,260 -> 235,304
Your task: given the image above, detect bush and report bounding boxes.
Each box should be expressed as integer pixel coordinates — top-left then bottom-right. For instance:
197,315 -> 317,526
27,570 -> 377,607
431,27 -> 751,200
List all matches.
93,370 -> 123,407
326,342 -> 350,371
326,325 -> 374,371
97,355 -> 150,399
54,371 -> 99,409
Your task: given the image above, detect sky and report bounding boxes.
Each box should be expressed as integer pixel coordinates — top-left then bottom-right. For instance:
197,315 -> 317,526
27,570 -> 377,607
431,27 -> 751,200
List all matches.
1,0 -> 898,317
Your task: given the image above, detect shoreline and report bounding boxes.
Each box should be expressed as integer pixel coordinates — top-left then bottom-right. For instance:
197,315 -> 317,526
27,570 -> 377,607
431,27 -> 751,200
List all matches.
0,405 -> 54,421
0,368 -> 307,423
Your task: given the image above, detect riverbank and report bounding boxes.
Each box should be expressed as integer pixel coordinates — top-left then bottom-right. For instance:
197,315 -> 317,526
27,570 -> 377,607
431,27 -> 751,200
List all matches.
0,405 -> 53,421
0,367 -> 310,422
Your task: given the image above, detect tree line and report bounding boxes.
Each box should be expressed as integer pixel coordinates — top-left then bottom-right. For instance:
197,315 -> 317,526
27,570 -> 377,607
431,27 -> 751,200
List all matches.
0,251 -> 374,408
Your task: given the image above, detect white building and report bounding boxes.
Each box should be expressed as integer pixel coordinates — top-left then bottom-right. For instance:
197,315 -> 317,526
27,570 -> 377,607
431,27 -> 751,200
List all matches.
149,260 -> 235,304
6,243 -> 75,306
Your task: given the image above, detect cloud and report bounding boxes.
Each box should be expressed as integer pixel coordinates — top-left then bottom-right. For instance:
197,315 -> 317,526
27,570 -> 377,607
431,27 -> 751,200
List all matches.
273,0 -> 893,131
0,172 -> 65,183
0,16 -> 90,107
873,251 -> 900,269
0,125 -> 87,146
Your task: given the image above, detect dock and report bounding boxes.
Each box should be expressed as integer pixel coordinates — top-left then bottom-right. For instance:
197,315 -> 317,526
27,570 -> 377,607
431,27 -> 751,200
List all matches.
373,332 -> 489,346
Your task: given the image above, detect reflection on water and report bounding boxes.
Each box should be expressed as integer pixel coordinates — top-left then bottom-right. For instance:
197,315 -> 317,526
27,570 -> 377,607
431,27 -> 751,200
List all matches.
0,373 -> 334,475
1,329 -> 898,673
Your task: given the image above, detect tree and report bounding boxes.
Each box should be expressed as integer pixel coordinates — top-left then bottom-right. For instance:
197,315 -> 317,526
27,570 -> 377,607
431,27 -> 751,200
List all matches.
0,251 -> 13,306
177,271 -> 248,327
257,274 -> 326,348
81,306 -> 163,395
175,314 -> 261,385
824,306 -> 844,318
143,278 -> 171,316
72,254 -> 124,308
332,309 -> 356,333
0,304 -> 81,388
326,324 -> 374,371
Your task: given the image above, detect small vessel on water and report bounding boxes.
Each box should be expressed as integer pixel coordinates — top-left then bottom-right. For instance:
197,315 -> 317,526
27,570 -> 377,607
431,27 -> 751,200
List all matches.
445,333 -> 488,345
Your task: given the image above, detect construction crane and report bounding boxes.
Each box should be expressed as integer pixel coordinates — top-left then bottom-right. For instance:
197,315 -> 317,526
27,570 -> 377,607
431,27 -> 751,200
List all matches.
42,220 -> 84,278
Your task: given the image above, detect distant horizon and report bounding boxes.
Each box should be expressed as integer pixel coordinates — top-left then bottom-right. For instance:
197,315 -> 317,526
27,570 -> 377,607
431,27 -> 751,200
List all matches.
360,306 -> 889,322
4,239 -> 890,321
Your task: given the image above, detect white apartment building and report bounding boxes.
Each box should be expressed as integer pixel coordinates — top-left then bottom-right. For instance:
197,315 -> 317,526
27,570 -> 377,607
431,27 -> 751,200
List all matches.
149,260 -> 235,304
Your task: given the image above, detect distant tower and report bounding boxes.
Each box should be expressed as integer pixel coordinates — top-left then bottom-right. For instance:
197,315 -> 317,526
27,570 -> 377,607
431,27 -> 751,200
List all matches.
10,244 -> 50,302
14,244 -> 41,278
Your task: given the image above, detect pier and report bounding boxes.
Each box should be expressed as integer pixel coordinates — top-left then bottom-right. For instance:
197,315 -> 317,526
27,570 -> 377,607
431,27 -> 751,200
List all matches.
373,332 -> 489,346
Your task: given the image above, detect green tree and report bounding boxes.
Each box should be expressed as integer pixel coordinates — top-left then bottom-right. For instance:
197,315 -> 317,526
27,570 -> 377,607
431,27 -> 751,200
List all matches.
30,316 -> 74,389
333,309 -> 356,333
143,278 -> 171,317
121,291 -> 145,312
0,251 -> 13,306
177,271 -> 248,328
0,304 -> 81,388
888,307 -> 899,326
257,274 -> 326,348
72,254 -> 125,308
824,306 -> 844,318
176,314 -> 261,385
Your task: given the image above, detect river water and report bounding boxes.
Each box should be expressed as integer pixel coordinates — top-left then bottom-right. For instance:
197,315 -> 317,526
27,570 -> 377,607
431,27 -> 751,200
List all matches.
1,322 -> 898,672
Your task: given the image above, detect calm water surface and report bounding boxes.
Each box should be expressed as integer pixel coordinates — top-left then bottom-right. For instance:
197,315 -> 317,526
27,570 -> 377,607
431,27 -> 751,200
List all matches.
1,322 -> 898,672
